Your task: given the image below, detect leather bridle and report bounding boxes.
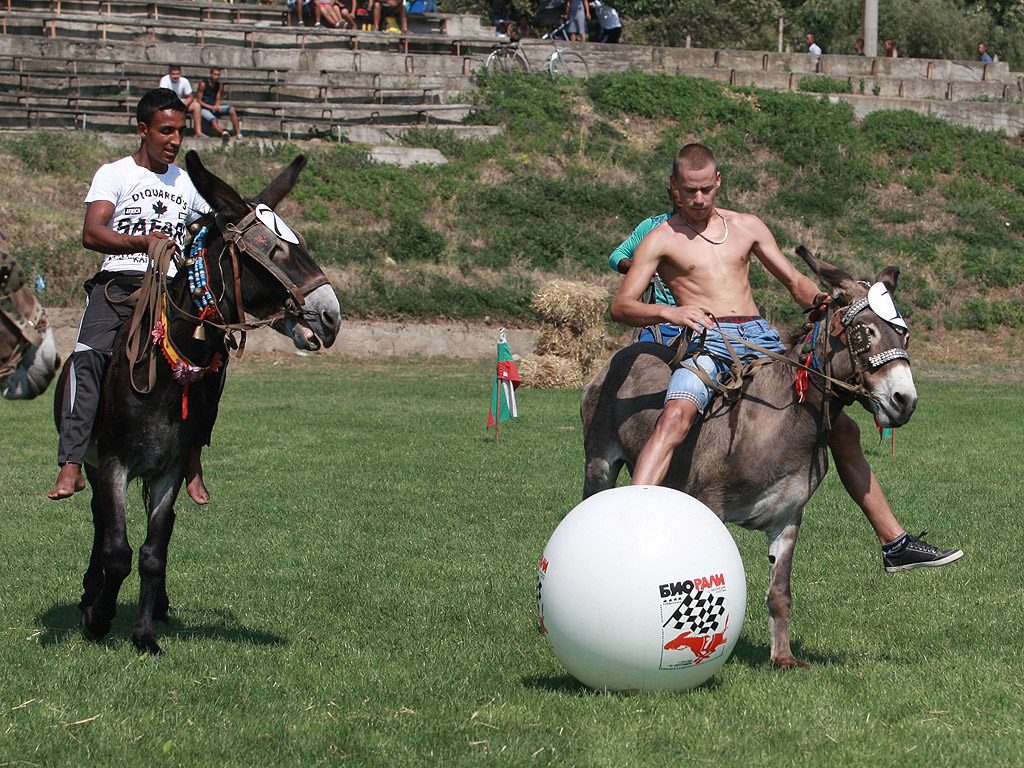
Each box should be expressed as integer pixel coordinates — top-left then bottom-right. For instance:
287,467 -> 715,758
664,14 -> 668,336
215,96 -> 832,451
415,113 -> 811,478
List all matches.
219,207 -> 329,327
124,205 -> 329,395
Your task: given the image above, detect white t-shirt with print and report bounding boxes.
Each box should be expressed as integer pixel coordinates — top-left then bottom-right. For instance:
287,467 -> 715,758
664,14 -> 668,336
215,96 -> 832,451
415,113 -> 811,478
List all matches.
158,74 -> 193,100
84,155 -> 210,277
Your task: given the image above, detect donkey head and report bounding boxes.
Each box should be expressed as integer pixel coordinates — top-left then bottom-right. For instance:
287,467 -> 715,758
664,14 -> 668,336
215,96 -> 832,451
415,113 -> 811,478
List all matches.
797,246 -> 917,427
0,244 -> 60,399
185,152 -> 340,350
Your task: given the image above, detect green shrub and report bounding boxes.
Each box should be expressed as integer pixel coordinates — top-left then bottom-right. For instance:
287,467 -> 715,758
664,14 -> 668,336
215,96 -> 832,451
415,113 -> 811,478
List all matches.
797,76 -> 852,94
383,215 -> 447,263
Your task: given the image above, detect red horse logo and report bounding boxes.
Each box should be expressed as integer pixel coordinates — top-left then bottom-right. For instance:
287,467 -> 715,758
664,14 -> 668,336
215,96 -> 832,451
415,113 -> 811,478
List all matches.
664,616 -> 729,662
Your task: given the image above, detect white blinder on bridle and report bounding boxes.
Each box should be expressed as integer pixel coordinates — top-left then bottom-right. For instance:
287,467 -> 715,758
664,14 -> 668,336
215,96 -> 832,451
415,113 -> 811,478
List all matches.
867,282 -> 907,330
254,204 -> 300,245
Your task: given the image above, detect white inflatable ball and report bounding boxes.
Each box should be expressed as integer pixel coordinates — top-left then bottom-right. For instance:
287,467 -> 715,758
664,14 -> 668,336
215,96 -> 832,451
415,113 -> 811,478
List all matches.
537,485 -> 746,692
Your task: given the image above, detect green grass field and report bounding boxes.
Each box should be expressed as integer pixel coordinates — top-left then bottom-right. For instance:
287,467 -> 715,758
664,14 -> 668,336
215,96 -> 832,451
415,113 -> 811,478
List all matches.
1,356 -> 1021,766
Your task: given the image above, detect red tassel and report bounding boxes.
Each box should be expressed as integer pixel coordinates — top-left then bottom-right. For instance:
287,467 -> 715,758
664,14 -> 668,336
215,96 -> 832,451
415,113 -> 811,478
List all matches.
795,352 -> 812,403
182,382 -> 190,420
873,415 -> 883,438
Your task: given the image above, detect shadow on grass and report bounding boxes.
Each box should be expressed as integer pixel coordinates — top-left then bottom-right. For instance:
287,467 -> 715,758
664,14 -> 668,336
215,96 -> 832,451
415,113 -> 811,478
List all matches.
522,672 -> 727,694
35,602 -> 285,648
728,636 -> 849,667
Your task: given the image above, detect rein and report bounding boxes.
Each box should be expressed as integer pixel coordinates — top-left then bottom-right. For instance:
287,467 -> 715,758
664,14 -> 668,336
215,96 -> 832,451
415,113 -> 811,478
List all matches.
667,295 -> 907,412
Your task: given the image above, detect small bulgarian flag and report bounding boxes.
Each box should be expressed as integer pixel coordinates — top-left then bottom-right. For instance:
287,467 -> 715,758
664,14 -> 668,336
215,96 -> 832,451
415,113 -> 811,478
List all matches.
487,328 -> 520,429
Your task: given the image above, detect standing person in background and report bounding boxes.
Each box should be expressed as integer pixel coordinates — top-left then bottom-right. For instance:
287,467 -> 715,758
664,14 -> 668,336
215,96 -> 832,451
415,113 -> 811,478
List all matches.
978,42 -> 993,62
566,0 -> 589,42
196,67 -> 243,140
854,38 -> 865,55
158,65 -> 203,138
591,0 -> 621,43
805,32 -> 822,55
883,39 -> 900,57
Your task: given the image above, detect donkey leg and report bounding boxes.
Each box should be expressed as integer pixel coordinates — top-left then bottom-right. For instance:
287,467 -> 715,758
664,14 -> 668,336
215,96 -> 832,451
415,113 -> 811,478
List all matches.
79,465 -> 106,611
583,453 -> 624,500
765,519 -> 809,669
80,462 -> 132,642
132,475 -> 181,655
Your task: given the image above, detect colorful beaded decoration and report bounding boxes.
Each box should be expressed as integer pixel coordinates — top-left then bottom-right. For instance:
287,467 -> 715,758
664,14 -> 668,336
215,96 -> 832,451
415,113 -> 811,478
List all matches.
186,227 -> 221,326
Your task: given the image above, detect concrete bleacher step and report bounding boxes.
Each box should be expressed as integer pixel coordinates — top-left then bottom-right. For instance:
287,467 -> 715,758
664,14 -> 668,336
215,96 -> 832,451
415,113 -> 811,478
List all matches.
0,6 -> 499,57
4,0 -> 1024,139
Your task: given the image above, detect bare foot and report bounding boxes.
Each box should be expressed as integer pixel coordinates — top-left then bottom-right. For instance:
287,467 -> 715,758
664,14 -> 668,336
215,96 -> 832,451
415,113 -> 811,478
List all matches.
48,463 -> 85,499
185,447 -> 211,505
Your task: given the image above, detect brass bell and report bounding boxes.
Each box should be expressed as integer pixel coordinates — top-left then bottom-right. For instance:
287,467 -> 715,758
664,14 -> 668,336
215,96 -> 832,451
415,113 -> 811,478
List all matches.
193,323 -> 206,341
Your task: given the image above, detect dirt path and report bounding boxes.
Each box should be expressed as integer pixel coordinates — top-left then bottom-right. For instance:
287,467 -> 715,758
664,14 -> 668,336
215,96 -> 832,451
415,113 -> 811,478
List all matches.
46,308 -> 540,360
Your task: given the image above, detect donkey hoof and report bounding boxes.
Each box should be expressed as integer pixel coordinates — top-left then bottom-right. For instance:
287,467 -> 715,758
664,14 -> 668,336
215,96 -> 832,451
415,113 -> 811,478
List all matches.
132,631 -> 165,656
80,608 -> 111,642
772,655 -> 810,670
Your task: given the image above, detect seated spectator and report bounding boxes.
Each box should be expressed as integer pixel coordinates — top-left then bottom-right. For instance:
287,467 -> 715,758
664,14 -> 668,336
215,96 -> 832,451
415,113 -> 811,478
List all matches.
592,0 -> 621,43
158,65 -> 203,138
287,0 -> 321,25
492,0 -> 510,37
978,42 -> 993,62
320,0 -> 355,28
511,13 -> 533,41
805,32 -> 822,55
854,37 -> 865,55
352,0 -> 373,29
373,0 -> 407,32
196,67 -> 243,140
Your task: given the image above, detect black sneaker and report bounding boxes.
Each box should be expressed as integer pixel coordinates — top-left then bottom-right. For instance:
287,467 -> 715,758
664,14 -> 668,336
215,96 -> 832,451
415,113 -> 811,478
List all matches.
884,531 -> 964,573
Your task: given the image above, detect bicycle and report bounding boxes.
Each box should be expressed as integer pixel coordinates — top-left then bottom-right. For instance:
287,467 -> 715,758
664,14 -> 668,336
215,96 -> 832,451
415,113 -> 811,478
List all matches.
484,20 -> 590,79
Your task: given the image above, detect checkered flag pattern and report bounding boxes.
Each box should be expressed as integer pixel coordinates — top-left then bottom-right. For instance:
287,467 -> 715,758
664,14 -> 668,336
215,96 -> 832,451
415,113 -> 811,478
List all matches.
668,588 -> 726,635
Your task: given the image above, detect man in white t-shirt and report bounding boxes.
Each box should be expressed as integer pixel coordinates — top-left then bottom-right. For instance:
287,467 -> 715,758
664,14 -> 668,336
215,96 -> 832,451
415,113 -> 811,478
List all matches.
158,65 -> 204,138
805,32 -> 822,55
50,88 -> 212,502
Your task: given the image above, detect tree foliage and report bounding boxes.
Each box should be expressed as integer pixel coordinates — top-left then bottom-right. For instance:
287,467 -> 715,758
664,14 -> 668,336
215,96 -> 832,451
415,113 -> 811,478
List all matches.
454,0 -> 1024,66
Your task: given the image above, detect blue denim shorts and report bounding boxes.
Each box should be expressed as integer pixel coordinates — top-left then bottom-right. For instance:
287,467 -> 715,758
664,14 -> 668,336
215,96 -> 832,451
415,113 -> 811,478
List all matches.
666,317 -> 785,413
638,323 -> 681,344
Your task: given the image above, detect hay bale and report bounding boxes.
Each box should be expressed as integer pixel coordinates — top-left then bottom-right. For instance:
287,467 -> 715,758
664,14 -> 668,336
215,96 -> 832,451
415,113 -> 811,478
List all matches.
535,325 -> 607,371
519,354 -> 586,389
532,280 -> 609,332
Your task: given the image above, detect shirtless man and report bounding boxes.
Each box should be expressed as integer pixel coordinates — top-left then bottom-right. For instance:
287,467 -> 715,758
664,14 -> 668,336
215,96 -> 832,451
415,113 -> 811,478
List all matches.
610,143 -> 962,572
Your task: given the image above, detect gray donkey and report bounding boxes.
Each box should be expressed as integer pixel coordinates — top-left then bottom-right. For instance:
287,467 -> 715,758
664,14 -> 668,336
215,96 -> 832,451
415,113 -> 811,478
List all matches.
580,248 -> 916,668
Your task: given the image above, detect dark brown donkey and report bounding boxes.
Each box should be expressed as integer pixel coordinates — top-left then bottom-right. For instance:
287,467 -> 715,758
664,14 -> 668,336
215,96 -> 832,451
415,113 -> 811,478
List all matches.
580,248 -> 917,668
55,151 -> 341,655
0,238 -> 60,399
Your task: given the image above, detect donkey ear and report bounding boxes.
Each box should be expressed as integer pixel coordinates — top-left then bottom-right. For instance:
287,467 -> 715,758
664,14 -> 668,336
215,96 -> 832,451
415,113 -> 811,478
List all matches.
796,246 -> 861,297
186,151 -> 248,220
876,266 -> 900,294
251,155 -> 308,210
